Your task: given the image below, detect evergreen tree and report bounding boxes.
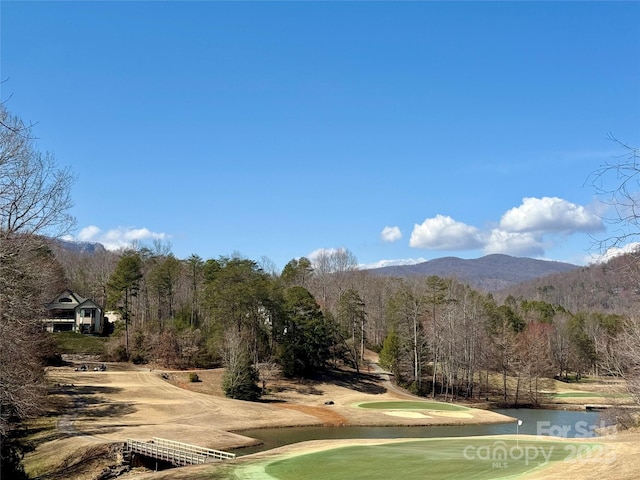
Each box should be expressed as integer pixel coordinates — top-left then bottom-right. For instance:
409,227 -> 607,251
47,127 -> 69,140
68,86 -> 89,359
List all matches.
107,250 -> 143,357
379,329 -> 400,376
337,288 -> 366,373
278,286 -> 333,377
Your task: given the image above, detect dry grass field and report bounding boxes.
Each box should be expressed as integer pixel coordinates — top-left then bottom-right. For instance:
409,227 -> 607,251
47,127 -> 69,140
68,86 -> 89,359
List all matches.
23,357 -> 640,480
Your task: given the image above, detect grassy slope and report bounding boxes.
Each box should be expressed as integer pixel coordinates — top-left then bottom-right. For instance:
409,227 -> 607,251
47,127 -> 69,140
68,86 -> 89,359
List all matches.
257,438 -> 600,480
51,332 -> 108,356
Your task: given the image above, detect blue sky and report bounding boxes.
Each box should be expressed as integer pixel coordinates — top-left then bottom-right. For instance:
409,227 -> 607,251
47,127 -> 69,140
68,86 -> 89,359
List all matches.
2,1 -> 639,270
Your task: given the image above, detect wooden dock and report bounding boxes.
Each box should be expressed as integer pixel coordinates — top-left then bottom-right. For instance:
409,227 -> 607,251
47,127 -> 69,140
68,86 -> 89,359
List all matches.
126,437 -> 236,466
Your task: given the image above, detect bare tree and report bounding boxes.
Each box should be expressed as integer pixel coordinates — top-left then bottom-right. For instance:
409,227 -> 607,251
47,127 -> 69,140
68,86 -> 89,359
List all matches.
221,327 -> 260,400
589,137 -> 640,404
0,103 -> 75,475
185,254 -> 204,327
0,106 -> 75,241
438,282 -> 483,401
353,272 -> 391,346
309,248 -> 358,312
178,328 -> 202,366
256,360 -> 281,395
385,279 -> 429,392
605,317 -> 640,404
52,245 -> 118,308
550,311 -> 574,381
589,136 -> 640,255
517,322 -> 554,405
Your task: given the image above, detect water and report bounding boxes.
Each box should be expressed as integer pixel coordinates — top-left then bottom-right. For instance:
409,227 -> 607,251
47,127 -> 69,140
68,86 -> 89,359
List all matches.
231,408 -> 608,456
494,408 -> 609,437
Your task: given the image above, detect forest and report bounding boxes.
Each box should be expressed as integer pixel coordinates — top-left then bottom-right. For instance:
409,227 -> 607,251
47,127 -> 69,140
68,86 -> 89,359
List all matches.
54,241 -> 635,407
2,102 -> 639,478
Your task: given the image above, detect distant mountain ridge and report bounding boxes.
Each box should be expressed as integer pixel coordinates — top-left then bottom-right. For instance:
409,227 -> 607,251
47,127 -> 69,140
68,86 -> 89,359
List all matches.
50,240 -> 580,294
53,238 -> 106,254
367,254 -> 580,292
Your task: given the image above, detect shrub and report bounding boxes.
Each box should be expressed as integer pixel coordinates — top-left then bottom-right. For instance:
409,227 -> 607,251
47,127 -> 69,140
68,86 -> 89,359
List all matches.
109,345 -> 128,362
188,372 -> 199,383
43,352 -> 64,366
131,354 -> 147,365
405,381 -> 430,397
222,363 -> 260,401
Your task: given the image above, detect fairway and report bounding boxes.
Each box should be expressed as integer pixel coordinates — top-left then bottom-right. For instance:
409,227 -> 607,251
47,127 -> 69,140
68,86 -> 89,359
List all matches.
254,438 -> 602,480
357,400 -> 469,411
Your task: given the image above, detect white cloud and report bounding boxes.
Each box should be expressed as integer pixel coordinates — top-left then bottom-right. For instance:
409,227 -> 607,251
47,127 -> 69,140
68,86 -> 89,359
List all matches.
499,197 -> 604,234
307,247 -> 343,263
70,225 -> 168,251
409,215 -> 483,250
586,242 -> 640,264
483,229 -> 545,257
360,257 -> 427,269
77,225 -> 101,242
381,226 -> 402,243
400,196 -> 601,259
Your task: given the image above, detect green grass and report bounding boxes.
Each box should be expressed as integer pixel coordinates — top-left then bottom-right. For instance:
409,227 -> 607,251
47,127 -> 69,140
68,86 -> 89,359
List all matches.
51,332 -> 108,355
254,438 -> 602,480
357,400 -> 469,411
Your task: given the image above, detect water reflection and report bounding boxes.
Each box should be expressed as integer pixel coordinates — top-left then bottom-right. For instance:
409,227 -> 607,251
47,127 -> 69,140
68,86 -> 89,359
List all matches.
232,408 -> 607,456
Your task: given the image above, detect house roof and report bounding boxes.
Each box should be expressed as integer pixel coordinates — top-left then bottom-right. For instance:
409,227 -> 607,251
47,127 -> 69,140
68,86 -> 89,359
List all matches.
45,289 -> 100,310
77,299 -> 101,309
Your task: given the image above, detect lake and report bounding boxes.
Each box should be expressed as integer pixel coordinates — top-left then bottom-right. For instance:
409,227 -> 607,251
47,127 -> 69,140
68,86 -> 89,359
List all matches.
231,408 -> 609,456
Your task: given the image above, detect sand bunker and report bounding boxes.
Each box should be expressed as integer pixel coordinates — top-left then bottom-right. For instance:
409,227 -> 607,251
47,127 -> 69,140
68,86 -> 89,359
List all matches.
383,411 -> 432,419
428,411 -> 474,419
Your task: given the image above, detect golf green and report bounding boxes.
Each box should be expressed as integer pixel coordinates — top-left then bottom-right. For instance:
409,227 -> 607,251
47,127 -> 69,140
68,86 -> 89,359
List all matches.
260,438 -> 602,480
357,400 -> 469,411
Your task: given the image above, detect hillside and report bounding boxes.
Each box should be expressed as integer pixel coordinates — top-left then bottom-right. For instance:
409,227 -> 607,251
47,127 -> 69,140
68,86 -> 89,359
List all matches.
495,252 -> 640,314
367,254 -> 579,292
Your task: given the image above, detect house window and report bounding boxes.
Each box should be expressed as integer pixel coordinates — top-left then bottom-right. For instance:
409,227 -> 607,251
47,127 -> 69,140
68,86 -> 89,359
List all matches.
52,309 -> 74,319
82,309 -> 95,318
54,324 -> 73,332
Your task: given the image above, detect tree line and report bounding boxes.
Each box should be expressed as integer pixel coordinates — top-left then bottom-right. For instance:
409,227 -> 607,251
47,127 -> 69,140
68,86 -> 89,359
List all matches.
58,243 -> 632,408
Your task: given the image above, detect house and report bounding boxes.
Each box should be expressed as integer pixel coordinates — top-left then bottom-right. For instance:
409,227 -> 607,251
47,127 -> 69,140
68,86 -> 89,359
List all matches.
43,289 -> 104,334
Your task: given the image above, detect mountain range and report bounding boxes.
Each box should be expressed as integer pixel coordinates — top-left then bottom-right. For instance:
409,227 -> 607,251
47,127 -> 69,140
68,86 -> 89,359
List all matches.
53,240 -> 581,294
367,254 -> 580,292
